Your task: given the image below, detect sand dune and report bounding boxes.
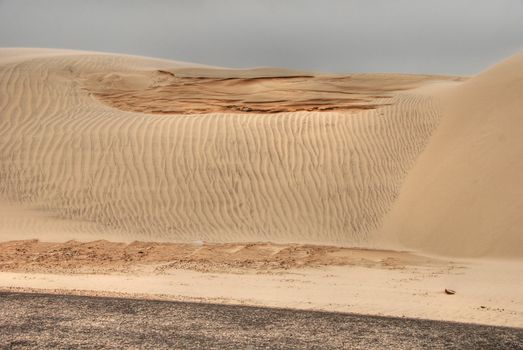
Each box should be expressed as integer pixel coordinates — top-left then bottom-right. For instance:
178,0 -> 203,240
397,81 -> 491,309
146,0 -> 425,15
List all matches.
382,51 -> 523,257
0,239 -> 433,274
0,48 -> 521,258
0,48 -> 451,246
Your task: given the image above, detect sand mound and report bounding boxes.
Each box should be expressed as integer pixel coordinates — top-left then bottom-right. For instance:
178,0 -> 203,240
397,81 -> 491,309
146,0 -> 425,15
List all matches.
0,48 -> 451,246
382,51 -> 523,257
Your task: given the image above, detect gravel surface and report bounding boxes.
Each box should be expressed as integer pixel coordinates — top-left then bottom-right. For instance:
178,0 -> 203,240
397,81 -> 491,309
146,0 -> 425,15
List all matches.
0,292 -> 521,349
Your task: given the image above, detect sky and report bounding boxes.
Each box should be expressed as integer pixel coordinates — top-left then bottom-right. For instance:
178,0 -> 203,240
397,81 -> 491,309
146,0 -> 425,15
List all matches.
0,0 -> 522,75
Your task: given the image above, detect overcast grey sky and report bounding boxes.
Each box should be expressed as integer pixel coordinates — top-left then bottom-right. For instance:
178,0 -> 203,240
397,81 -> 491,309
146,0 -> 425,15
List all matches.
0,0 -> 522,74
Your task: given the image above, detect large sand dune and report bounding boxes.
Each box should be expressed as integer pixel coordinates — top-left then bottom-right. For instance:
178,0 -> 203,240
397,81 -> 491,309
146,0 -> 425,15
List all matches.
0,48 -> 446,245
0,48 -> 521,258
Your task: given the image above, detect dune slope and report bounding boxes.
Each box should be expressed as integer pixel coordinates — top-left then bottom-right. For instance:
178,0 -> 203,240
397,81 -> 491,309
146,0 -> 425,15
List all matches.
382,51 -> 523,257
0,48 -> 449,245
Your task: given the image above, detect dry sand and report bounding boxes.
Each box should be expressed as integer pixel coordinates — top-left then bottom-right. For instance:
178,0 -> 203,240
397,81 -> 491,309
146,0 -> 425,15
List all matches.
0,48 -> 521,328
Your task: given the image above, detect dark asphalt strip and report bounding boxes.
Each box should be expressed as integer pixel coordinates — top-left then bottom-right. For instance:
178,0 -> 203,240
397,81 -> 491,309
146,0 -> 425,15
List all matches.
0,292 -> 521,349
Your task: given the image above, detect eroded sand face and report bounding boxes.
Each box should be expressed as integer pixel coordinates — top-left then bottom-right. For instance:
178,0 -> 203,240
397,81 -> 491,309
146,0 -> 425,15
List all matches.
86,68 -> 445,114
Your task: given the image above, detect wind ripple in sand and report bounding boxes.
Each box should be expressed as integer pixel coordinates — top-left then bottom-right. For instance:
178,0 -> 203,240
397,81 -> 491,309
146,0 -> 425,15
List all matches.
0,49 -> 450,245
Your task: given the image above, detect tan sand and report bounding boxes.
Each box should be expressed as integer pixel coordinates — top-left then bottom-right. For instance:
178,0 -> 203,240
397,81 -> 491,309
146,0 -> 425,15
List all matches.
0,48 -> 521,327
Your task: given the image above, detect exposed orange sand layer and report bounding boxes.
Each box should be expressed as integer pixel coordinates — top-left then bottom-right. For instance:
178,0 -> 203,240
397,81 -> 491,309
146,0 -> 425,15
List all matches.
0,48 -> 522,328
0,48 -> 460,247
87,69 -> 454,114
0,239 -> 435,274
